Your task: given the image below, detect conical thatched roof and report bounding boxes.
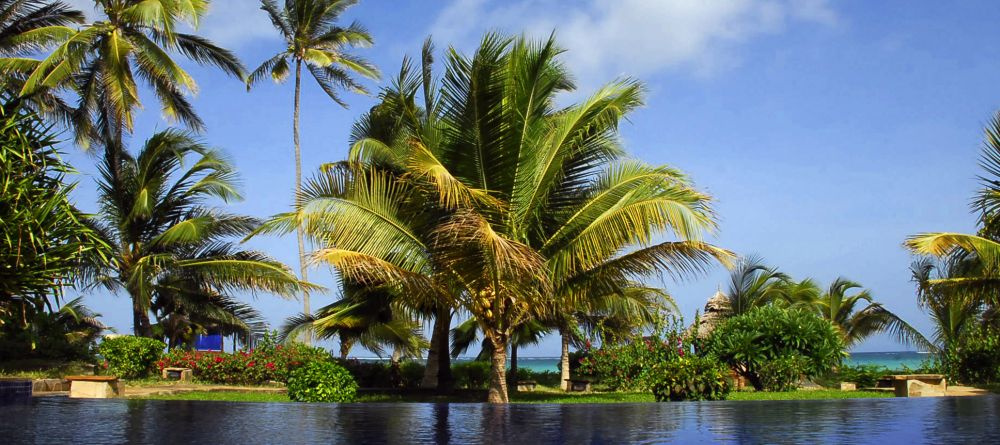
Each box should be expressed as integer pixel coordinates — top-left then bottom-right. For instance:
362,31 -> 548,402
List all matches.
694,289 -> 729,339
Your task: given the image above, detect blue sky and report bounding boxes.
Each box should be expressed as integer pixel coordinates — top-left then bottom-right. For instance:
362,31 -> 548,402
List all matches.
59,0 -> 1000,356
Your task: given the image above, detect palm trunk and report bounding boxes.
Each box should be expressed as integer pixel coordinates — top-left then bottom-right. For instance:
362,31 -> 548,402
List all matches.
132,301 -> 152,338
509,342 -> 519,390
339,333 -> 351,359
292,58 -> 311,345
559,328 -> 571,391
487,334 -> 509,404
422,306 -> 452,389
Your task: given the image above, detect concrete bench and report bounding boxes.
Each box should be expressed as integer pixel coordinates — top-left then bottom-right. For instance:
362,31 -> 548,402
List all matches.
516,380 -> 537,392
66,375 -> 122,398
161,367 -> 193,381
885,374 -> 946,397
565,379 -> 592,392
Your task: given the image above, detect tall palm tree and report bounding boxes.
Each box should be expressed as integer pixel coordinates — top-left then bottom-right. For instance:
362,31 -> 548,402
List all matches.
246,0 -> 379,336
89,129 -> 308,338
720,255 -> 791,316
258,33 -> 730,403
13,0 -> 244,171
0,0 -> 84,126
788,277 -> 931,350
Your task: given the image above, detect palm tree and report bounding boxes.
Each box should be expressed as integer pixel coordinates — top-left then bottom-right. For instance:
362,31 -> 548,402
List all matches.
789,277 -> 931,350
246,0 -> 379,336
13,0 -> 244,172
88,129 -> 308,338
906,111 -> 1000,308
910,258 -> 984,350
280,281 -> 428,360
0,0 -> 83,126
258,33 -> 729,403
720,255 -> 791,316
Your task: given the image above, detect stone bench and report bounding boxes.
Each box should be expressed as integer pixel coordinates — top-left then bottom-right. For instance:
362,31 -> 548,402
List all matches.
66,375 -> 122,399
885,374 -> 946,398
516,380 -> 537,392
565,379 -> 592,392
161,367 -> 193,381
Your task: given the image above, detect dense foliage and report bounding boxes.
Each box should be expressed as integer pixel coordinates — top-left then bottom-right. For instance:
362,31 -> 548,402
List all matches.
0,106 -> 108,359
98,336 -> 166,378
942,323 -> 1000,384
287,360 -> 358,403
649,356 -> 731,402
705,306 -> 845,391
579,319 -> 690,391
451,361 -> 492,389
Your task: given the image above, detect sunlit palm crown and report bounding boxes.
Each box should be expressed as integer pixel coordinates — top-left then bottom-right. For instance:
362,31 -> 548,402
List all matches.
258,33 -> 732,341
3,0 -> 244,148
91,130 -> 306,337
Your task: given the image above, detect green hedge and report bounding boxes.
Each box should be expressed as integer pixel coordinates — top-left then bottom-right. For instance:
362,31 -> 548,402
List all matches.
649,356 -> 731,401
98,336 -> 165,379
287,361 -> 358,403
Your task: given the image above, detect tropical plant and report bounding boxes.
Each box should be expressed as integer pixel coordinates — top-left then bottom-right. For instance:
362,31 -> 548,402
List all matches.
87,129 -> 307,339
787,277 -> 932,350
720,255 -> 791,316
578,315 -> 691,391
246,0 -> 380,329
704,306 -> 845,391
98,335 -> 166,378
0,0 -> 84,125
648,355 -> 730,401
0,103 -> 109,353
11,0 -> 244,168
287,360 -> 358,402
0,297 -> 106,361
910,258 -> 984,350
942,323 -> 1000,384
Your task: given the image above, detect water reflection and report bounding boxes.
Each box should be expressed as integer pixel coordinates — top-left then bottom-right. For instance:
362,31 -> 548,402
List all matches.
1,396 -> 998,444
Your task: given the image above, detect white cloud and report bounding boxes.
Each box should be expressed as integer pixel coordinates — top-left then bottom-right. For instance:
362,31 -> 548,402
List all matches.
430,0 -> 838,86
63,0 -> 278,48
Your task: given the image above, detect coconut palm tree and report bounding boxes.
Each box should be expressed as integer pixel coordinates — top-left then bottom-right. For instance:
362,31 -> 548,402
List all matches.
720,255 -> 791,316
788,277 -> 931,350
13,0 -> 244,172
0,0 -> 84,126
246,0 -> 379,333
88,129 -> 308,338
258,33 -> 729,403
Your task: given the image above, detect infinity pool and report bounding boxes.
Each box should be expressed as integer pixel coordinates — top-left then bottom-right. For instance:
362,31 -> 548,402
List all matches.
2,396 -> 998,444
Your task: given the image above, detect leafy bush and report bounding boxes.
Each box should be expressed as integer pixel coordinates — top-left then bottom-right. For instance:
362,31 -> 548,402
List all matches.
649,355 -> 731,401
452,361 -> 491,389
578,318 -> 691,391
704,306 -> 845,391
335,359 -> 393,387
98,336 -> 166,379
287,361 -> 358,403
943,324 -> 1000,384
833,364 -> 890,388
157,341 -> 328,385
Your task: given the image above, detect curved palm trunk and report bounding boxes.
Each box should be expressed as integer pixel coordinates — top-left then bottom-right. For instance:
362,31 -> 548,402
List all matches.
559,327 -> 571,391
339,333 -> 352,359
509,342 -> 518,390
131,301 -> 152,338
487,334 -> 509,404
293,58 -> 311,345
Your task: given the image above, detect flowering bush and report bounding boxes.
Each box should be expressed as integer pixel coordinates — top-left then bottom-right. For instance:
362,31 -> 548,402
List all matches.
156,341 -> 329,385
649,355 -> 731,401
577,317 -> 692,391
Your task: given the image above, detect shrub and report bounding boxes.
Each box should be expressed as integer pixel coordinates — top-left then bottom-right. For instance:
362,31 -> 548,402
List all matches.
578,317 -> 691,391
287,361 -> 358,403
157,341 -> 328,385
943,324 -> 1000,384
704,306 -> 845,391
98,336 -> 166,379
649,355 -> 731,401
399,361 -> 426,388
832,364 -> 890,388
335,359 -> 393,388
452,361 -> 491,389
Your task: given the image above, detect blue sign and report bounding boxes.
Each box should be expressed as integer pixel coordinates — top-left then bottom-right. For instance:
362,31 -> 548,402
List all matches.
195,334 -> 223,351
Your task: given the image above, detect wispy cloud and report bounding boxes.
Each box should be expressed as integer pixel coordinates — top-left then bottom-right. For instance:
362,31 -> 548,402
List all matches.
430,0 -> 838,86
63,0 -> 278,48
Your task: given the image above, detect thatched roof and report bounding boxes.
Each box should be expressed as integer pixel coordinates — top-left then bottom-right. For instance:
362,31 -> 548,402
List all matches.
694,289 -> 729,339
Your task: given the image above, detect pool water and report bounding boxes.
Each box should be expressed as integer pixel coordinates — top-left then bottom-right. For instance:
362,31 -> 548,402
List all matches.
2,396 -> 998,444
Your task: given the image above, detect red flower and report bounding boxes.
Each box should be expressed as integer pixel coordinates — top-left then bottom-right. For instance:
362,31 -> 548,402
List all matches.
214,356 -> 224,363
247,361 -> 256,368
265,362 -> 276,370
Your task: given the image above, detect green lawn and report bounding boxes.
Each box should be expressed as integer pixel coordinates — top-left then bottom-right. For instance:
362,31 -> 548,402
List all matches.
727,389 -> 893,401
140,391 -> 291,403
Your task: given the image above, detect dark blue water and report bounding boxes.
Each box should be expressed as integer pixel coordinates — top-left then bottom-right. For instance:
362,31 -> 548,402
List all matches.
2,396 -> 998,444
